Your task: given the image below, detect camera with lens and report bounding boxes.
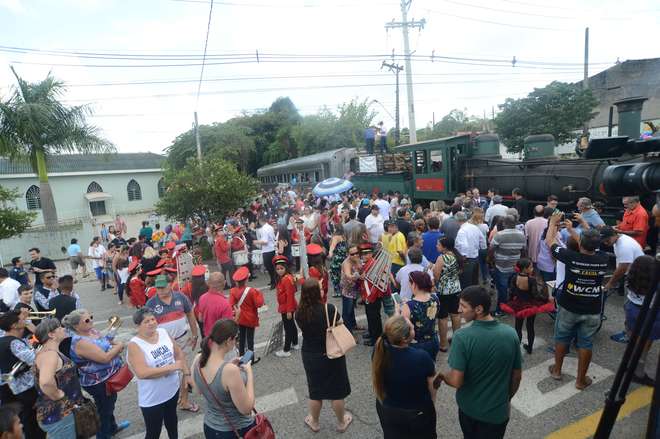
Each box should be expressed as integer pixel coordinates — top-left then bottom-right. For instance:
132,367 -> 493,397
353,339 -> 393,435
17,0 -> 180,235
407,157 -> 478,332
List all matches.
602,161 -> 660,196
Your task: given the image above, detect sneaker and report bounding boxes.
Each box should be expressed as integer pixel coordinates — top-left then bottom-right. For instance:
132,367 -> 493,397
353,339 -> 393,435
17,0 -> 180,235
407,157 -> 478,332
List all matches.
275,350 -> 291,358
114,420 -> 131,434
610,331 -> 630,344
291,344 -> 301,350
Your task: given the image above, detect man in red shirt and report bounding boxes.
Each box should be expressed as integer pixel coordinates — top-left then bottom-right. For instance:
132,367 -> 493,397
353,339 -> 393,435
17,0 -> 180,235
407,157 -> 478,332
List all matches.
214,227 -> 234,288
197,272 -> 233,338
615,196 -> 649,248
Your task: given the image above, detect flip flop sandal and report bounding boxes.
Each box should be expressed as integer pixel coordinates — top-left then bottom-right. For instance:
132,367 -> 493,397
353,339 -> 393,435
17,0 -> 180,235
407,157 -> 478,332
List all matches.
548,365 -> 562,381
575,376 -> 593,390
337,412 -> 353,433
304,416 -> 320,433
179,401 -> 200,412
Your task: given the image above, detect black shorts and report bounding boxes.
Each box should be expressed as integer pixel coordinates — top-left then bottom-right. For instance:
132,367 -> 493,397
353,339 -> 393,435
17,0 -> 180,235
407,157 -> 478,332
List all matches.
438,293 -> 460,319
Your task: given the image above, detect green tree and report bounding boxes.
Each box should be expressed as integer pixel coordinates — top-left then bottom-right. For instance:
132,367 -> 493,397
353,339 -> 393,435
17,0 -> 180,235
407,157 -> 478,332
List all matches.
495,81 -> 598,153
165,121 -> 254,172
156,155 -> 258,222
431,109 -> 483,138
0,67 -> 113,227
0,185 -> 36,240
337,98 -> 377,151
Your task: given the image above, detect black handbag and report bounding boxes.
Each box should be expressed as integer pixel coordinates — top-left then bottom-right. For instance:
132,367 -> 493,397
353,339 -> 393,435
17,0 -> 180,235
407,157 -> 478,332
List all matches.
73,396 -> 100,439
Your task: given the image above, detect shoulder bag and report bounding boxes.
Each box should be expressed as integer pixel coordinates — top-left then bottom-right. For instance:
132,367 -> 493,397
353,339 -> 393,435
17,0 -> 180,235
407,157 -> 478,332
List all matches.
105,362 -> 134,395
324,303 -> 356,359
234,287 -> 251,322
197,364 -> 275,439
74,396 -> 100,439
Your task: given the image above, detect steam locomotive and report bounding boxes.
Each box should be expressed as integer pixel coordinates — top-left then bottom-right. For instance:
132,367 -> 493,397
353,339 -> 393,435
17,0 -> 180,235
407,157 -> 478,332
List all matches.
351,96 -> 660,211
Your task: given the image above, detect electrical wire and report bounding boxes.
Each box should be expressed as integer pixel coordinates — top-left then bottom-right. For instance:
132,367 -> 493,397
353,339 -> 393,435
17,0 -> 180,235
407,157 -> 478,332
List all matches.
195,0 -> 214,108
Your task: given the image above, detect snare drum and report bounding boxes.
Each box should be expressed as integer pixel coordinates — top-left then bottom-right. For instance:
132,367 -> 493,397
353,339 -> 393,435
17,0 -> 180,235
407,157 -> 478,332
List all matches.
232,250 -> 249,266
291,244 -> 300,257
251,250 -> 263,266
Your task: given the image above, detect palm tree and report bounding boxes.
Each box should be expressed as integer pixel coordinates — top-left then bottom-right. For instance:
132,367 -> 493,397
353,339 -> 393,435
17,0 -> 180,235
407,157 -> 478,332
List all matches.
0,67 -> 114,227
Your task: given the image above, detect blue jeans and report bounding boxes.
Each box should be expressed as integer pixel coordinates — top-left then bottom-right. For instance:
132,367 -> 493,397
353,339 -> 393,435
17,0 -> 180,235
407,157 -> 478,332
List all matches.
84,381 -> 118,439
39,413 -> 75,439
342,296 -> 357,331
554,305 -> 600,350
204,421 -> 256,439
492,269 -> 513,312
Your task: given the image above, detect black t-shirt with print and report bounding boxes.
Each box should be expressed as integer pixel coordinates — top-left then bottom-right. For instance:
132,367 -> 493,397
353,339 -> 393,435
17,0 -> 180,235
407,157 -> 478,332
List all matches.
551,244 -> 609,315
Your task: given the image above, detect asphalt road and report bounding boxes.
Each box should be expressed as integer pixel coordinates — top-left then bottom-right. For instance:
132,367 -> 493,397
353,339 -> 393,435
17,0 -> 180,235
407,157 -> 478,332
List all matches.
69,266 -> 656,439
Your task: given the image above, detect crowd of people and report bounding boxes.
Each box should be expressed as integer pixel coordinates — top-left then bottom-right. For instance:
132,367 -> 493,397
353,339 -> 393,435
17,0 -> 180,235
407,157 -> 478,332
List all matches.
0,183 -> 658,439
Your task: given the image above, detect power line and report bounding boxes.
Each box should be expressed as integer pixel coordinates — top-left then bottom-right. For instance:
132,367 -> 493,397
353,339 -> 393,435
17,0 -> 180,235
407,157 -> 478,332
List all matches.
64,76 -> 583,102
68,69 -> 583,87
195,0 -> 214,108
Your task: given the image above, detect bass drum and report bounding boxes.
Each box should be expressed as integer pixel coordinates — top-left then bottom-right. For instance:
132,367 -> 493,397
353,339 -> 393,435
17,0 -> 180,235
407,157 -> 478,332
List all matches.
251,250 -> 263,266
232,250 -> 249,266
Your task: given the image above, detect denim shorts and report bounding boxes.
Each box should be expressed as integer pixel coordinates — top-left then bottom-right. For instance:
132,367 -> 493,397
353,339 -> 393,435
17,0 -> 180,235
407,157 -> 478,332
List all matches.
554,305 -> 600,349
39,413 -> 76,439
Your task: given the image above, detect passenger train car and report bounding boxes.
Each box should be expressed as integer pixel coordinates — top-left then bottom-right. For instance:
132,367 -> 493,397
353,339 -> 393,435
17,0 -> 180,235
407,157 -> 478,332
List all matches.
256,148 -> 357,188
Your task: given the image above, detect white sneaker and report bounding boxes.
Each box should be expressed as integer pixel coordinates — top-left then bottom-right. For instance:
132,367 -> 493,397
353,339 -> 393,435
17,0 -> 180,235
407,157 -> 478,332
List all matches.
275,350 -> 291,358
291,344 -> 301,350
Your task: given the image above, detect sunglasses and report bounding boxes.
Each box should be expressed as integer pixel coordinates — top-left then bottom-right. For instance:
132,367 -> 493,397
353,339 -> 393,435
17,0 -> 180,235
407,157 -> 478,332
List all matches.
349,252 -> 359,256
45,276 -> 55,279
84,316 -> 94,323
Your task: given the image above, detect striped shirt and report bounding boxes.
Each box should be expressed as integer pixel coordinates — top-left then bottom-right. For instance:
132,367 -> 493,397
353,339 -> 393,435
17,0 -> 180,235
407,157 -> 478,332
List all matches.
490,229 -> 526,273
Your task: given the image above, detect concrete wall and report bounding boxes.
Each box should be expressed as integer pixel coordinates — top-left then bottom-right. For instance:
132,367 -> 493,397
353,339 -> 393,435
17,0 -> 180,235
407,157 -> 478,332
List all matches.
0,170 -> 163,225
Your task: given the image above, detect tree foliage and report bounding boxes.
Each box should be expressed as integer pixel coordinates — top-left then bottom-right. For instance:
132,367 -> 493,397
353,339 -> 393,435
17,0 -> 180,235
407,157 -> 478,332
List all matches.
495,81 -> 598,153
165,97 -> 377,174
0,67 -> 114,226
156,155 -> 259,222
0,185 -> 35,240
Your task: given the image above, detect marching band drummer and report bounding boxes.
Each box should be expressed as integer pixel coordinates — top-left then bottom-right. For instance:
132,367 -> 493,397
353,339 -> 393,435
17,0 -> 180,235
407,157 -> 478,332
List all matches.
305,244 -> 329,304
290,216 -> 311,271
229,222 -> 253,279
0,310 -> 46,439
359,243 -> 388,346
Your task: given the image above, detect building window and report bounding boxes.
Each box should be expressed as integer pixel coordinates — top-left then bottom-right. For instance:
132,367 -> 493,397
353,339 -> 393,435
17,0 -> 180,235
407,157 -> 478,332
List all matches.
87,181 -> 103,193
127,179 -> 142,201
157,178 -> 166,198
89,201 -> 107,216
25,185 -> 41,210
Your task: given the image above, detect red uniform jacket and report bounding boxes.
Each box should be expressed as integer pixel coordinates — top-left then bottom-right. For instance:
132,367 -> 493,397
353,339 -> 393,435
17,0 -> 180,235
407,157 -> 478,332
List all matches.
290,228 -> 312,244
276,274 -> 297,314
309,266 -> 329,304
230,235 -> 247,252
180,281 -> 193,303
229,286 -> 265,328
129,277 -> 146,308
214,235 -> 231,264
145,286 -> 157,299
359,258 -> 390,303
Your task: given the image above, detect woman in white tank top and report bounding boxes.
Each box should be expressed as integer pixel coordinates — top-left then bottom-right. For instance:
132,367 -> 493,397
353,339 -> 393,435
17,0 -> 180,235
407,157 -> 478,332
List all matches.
127,308 -> 189,439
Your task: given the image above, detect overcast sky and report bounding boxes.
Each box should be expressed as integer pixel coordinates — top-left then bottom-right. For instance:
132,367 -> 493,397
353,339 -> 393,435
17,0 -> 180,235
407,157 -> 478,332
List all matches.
0,0 -> 657,155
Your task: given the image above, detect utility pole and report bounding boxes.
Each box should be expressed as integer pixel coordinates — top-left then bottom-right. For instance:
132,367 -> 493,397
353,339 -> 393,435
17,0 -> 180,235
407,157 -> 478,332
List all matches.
581,27 -> 590,145
385,0 -> 425,144
194,111 -> 202,163
381,61 -> 404,145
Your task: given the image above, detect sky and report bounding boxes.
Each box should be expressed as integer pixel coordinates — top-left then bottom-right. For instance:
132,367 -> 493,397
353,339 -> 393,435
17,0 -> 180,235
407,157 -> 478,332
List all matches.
0,0 -> 658,156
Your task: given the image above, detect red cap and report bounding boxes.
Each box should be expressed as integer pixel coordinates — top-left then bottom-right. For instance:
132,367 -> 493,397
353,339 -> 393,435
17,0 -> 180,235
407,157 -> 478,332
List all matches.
232,266 -> 250,282
156,259 -> 166,268
359,243 -> 373,253
191,265 -> 206,277
128,259 -> 140,272
146,268 -> 162,276
272,255 -> 289,265
165,241 -> 176,250
306,243 -> 323,256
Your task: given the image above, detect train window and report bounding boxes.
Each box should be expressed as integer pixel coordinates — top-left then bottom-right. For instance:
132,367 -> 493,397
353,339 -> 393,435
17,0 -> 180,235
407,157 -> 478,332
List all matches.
414,150 -> 427,174
314,171 -> 320,182
430,150 -> 443,172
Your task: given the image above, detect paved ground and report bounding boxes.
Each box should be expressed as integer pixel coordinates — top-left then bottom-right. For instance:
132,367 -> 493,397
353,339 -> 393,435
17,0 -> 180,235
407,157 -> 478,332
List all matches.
68,264 -> 656,439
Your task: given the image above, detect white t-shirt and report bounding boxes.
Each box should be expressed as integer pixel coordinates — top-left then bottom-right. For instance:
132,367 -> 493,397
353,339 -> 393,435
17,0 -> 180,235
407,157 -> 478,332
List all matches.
88,245 -> 106,269
395,264 -> 433,301
257,223 -> 276,253
0,277 -> 21,309
365,214 -> 385,244
374,199 -> 391,221
130,328 -> 180,407
613,234 -> 644,266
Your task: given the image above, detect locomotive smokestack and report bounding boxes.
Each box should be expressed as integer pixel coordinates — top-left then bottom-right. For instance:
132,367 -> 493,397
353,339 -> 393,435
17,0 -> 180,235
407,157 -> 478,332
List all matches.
613,97 -> 647,139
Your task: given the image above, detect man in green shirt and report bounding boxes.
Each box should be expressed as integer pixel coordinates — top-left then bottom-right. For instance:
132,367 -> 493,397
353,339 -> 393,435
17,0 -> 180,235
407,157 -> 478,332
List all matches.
436,286 -> 522,439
